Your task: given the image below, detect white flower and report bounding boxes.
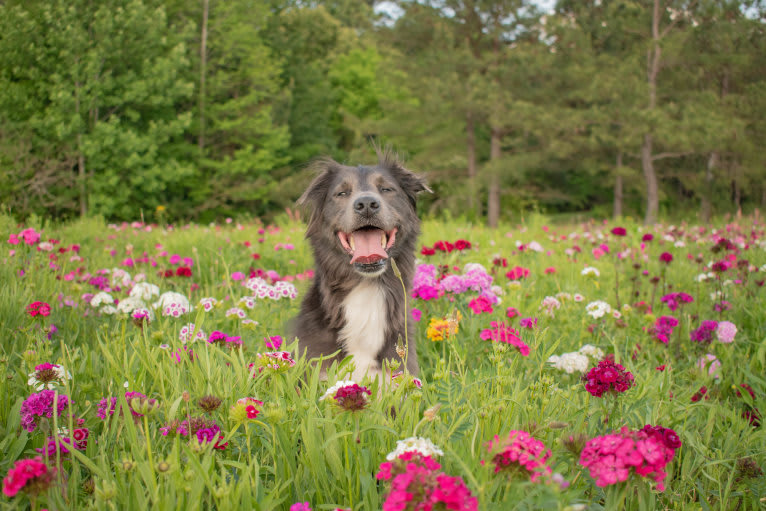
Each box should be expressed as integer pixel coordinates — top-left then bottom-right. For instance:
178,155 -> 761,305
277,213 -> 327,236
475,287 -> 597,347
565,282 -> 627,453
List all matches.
674,240 -> 685,248
153,291 -> 192,312
320,380 -> 357,401
386,437 -> 444,461
100,305 -> 118,315
573,293 -> 585,302
581,267 -> 600,278
225,307 -> 247,319
555,292 -> 572,302
117,296 -> 147,315
547,352 -> 590,374
111,268 -> 132,287
463,262 -> 489,274
527,241 -> 544,253
179,323 -> 206,344
585,300 -> 612,319
90,292 -> 115,307
578,344 -> 604,360
129,282 -> 160,301
199,297 -> 218,311
27,363 -> 71,391
239,296 -> 256,309
695,272 -> 715,282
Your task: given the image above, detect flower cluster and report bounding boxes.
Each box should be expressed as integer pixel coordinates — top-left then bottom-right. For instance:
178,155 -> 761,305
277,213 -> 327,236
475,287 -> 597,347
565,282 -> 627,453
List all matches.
154,291 -> 192,317
480,321 -> 530,356
20,390 -> 70,432
690,320 -> 718,344
539,296 -> 561,317
160,416 -> 228,450
249,351 -> 296,374
412,263 -> 499,303
36,428 -> 89,457
486,430 -> 552,482
8,227 -> 41,246
244,277 -> 298,300
207,330 -> 243,350
547,344 -> 605,374
96,391 -> 147,421
468,295 -> 493,314
505,266 -> 530,280
386,437 -> 444,461
2,457 -> 55,498
652,316 -> 679,344
583,359 -> 634,397
585,300 -> 612,319
420,238 -> 472,255
230,397 -> 264,422
376,452 -> 477,511
579,426 -> 679,490
426,311 -> 461,342
27,363 -> 71,390
179,323 -> 207,343
26,301 -> 51,318
716,321 -> 737,344
660,292 -> 694,311
320,382 -> 371,412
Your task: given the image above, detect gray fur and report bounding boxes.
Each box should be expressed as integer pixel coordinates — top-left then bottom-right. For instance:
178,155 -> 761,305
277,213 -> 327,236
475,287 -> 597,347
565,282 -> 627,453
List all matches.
293,149 -> 429,375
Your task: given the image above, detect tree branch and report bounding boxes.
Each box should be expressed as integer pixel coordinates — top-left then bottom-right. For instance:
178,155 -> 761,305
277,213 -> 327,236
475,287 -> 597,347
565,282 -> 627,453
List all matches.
652,151 -> 694,161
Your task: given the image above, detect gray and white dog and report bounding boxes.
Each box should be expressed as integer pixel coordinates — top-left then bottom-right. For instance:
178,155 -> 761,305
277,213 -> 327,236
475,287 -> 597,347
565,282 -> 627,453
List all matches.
293,149 -> 430,381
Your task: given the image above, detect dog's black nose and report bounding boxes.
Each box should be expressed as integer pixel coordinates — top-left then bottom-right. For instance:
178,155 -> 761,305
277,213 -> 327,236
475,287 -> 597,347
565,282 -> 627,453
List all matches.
354,195 -> 380,216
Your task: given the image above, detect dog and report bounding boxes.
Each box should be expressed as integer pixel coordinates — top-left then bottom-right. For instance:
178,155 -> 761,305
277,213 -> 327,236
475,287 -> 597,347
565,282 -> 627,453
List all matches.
293,149 -> 430,382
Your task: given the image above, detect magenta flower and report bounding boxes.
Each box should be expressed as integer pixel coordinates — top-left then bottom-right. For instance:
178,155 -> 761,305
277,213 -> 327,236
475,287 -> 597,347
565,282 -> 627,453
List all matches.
480,321 -> 530,356
652,316 -> 678,344
659,252 -> 673,264
468,295 -> 493,314
519,317 -> 538,329
611,227 -> 627,236
2,457 -> 55,498
690,320 -> 718,344
660,292 -> 693,312
20,390 -> 70,432
583,359 -> 634,397
290,503 -> 311,511
486,430 -> 552,482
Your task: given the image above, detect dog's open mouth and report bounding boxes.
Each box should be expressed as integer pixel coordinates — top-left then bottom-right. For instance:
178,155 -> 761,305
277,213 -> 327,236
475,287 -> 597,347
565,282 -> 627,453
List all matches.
337,226 -> 398,265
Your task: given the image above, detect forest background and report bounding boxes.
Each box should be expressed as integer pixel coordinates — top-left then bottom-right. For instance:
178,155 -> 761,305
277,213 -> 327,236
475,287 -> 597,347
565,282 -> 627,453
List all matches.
0,0 -> 764,226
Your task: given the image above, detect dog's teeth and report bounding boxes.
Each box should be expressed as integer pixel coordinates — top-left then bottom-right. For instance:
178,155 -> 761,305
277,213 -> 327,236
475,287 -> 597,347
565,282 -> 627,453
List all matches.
349,234 -> 355,251
381,232 -> 387,248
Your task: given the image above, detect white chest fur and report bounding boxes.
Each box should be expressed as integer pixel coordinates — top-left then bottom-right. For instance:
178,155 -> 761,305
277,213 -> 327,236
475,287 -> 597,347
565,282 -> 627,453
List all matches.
339,280 -> 387,381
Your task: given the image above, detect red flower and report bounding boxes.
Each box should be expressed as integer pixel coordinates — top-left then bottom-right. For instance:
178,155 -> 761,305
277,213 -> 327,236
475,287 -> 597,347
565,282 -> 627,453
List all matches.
176,266 -> 192,277
454,239 -> 472,251
26,301 -> 51,318
659,252 -> 673,264
642,233 -> 654,242
421,246 -> 436,256
611,227 -> 627,236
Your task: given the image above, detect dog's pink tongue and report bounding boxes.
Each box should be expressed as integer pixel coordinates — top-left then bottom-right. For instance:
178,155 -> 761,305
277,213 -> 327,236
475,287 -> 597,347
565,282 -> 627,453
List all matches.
350,229 -> 388,264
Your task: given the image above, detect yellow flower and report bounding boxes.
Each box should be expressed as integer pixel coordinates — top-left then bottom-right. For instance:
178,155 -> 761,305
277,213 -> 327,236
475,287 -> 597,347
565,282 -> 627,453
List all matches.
426,310 -> 461,342
156,205 -> 166,212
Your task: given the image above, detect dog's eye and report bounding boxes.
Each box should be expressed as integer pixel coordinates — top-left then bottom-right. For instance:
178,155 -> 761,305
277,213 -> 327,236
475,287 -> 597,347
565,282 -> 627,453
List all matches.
336,191 -> 349,197
380,187 -> 394,193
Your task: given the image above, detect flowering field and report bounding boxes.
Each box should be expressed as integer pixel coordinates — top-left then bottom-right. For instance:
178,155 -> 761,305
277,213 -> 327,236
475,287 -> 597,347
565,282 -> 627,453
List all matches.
1,213 -> 765,511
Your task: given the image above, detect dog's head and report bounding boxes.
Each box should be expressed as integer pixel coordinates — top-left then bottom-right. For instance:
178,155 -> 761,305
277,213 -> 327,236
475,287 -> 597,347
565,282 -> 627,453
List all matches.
298,150 -> 430,277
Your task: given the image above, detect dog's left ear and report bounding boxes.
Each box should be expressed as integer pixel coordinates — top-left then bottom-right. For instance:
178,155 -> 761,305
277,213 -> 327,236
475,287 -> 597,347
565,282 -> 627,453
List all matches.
297,157 -> 341,210
377,148 -> 432,206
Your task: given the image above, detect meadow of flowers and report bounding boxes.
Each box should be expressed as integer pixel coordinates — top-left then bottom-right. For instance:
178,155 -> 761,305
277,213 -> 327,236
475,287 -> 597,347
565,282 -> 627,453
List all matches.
1,213 -> 764,510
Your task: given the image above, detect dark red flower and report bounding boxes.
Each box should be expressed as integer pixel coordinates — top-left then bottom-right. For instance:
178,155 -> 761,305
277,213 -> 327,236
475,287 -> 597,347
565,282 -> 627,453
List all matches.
26,301 -> 51,318
642,233 -> 654,242
659,252 -> 673,264
610,227 -> 627,236
421,246 -> 436,256
454,239 -> 471,250
176,266 -> 192,277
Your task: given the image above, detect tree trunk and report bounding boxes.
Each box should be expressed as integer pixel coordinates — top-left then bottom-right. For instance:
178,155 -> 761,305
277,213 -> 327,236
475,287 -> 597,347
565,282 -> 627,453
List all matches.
641,134 -> 659,225
641,0 -> 662,225
75,79 -> 87,217
198,0 -> 209,152
487,127 -> 502,228
613,151 -> 623,218
701,152 -> 716,223
466,110 -> 478,217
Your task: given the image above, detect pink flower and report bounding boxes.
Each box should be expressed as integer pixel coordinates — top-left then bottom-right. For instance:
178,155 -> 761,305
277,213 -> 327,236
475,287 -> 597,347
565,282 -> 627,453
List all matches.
506,307 -> 520,318
264,335 -> 283,350
468,295 -> 493,314
2,457 -> 55,497
290,504 -> 311,511
19,228 -> 41,246
411,308 -> 422,322
486,430 -> 552,482
26,301 -> 51,318
583,359 -> 634,397
231,271 -> 246,281
716,321 -> 737,343
698,353 -> 721,377
611,227 -> 627,236
8,233 -> 20,245
480,321 -> 530,356
505,266 -> 530,280
659,252 -> 674,264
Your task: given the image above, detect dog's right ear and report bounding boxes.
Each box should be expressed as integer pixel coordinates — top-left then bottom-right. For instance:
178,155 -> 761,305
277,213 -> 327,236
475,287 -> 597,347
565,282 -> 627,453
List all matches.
297,158 -> 341,210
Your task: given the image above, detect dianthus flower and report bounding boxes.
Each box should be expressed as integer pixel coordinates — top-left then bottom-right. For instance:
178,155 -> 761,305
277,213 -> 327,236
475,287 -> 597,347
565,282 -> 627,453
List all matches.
36,428 -> 89,457
230,397 -> 264,423
480,321 -> 530,356
26,301 -> 51,318
386,437 -> 444,461
249,351 -> 296,375
651,316 -> 678,344
659,252 -> 673,264
96,391 -> 147,421
468,295 -> 493,314
160,416 -> 228,450
2,457 -> 55,498
319,382 -> 371,412
548,352 -> 590,374
486,430 -> 552,482
660,292 -> 694,312
27,363 -> 71,390
506,266 -> 530,280
179,323 -> 206,343
579,427 -> 678,491
716,321 -> 737,344
376,452 -> 477,511
519,317 -> 538,329
539,296 -> 561,317
697,353 -> 721,377
585,300 -> 612,319
207,330 -> 242,350
611,227 -> 627,236
690,320 -> 718,344
582,359 -> 634,397
290,503 -> 311,511
20,390 -> 70,432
